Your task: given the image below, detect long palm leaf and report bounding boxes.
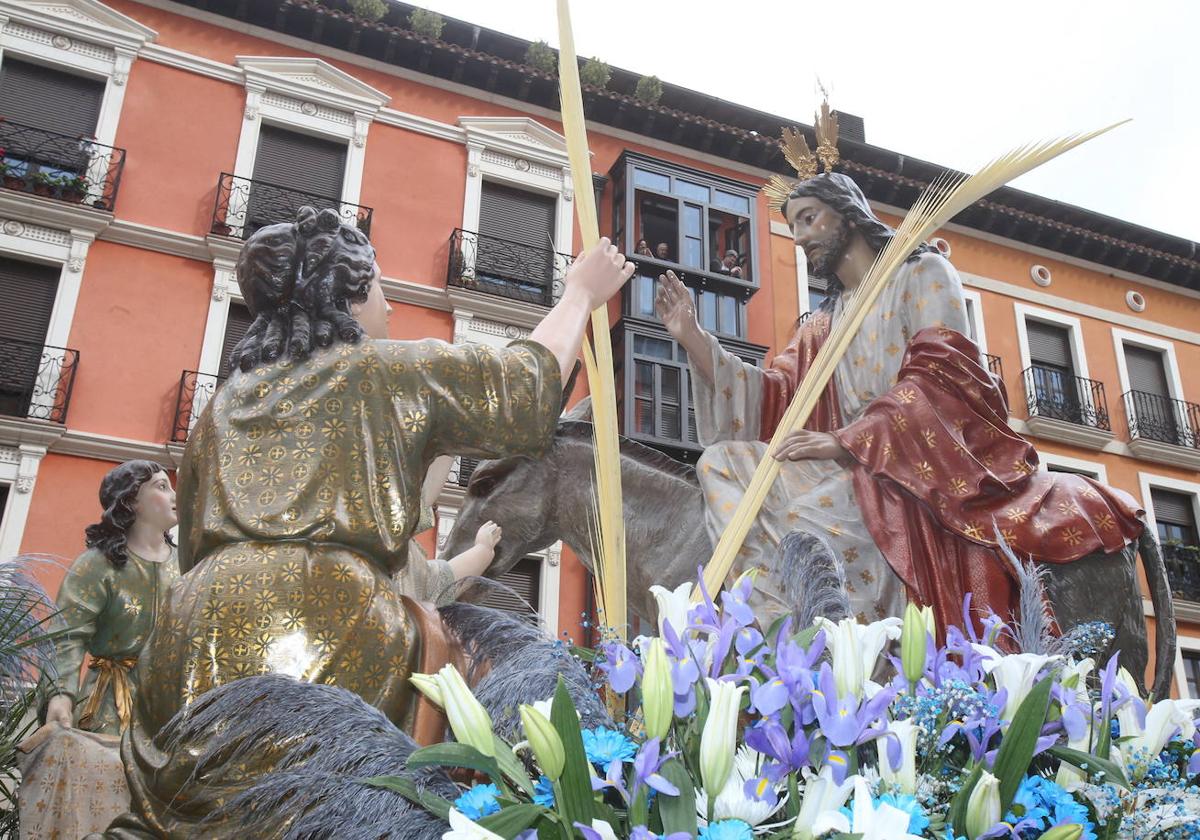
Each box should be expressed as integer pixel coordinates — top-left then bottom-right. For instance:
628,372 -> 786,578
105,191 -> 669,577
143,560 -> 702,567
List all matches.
701,122 -> 1128,598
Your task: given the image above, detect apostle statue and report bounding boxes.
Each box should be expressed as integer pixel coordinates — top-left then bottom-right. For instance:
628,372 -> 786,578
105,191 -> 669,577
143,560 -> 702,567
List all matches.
106,207 -> 633,836
656,152 -> 1144,635
17,460 -> 180,839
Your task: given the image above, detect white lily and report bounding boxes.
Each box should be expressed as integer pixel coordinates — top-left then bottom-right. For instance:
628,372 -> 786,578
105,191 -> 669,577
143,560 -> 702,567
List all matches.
699,678 -> 745,795
811,775 -> 924,840
877,718 -> 922,795
649,581 -> 693,638
580,819 -> 619,840
791,766 -> 854,840
1114,666 -> 1147,748
442,808 -> 504,840
816,615 -> 902,697
965,771 -> 1001,840
416,664 -> 495,757
1123,696 -> 1200,781
695,747 -> 782,827
1055,658 -> 1095,790
972,645 -> 1061,721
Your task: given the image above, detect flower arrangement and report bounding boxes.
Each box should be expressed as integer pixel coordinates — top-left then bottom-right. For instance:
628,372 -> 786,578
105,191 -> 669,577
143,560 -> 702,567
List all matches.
376,573 -> 1200,839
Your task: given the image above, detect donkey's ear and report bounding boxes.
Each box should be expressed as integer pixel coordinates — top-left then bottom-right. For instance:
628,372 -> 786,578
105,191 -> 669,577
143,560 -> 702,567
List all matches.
560,359 -> 582,413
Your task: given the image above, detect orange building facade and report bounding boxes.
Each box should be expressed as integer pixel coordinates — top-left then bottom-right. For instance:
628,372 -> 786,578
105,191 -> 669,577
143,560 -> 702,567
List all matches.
2,0 -> 1200,695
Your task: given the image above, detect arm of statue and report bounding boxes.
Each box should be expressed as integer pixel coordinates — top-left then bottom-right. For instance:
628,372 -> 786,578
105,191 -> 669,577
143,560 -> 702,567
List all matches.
447,521 -> 502,580
528,237 -> 635,388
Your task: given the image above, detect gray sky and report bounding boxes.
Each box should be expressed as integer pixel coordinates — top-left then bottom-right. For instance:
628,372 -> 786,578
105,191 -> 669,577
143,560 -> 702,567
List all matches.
418,0 -> 1199,243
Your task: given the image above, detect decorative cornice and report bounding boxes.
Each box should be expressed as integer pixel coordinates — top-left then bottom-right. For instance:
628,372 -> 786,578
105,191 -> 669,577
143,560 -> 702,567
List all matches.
237,55 -> 390,115
1127,437 -> 1200,473
0,0 -> 157,52
51,429 -> 181,466
0,416 -> 66,450
0,191 -> 111,236
102,218 -> 210,260
1023,416 -> 1116,452
459,116 -> 571,169
375,107 -> 466,143
447,287 -> 549,330
140,42 -> 242,82
380,276 -> 451,311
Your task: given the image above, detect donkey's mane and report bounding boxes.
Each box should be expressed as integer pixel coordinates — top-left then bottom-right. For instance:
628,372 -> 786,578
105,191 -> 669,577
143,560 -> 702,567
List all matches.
556,421 -> 699,486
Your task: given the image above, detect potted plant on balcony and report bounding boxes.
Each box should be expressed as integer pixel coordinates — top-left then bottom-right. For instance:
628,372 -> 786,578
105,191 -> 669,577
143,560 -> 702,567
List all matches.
57,173 -> 87,203
31,170 -> 57,198
0,151 -> 25,192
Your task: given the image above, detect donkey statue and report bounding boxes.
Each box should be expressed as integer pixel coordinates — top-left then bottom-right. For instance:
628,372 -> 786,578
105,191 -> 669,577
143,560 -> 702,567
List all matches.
446,402 -> 1178,700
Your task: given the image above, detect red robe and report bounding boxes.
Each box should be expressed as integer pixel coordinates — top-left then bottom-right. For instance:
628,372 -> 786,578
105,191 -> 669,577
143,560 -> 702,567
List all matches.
758,313 -> 1144,633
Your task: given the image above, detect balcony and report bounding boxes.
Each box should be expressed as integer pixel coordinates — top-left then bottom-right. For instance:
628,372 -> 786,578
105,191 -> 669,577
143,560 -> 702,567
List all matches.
0,118 -> 125,211
210,173 -> 373,241
1021,364 -> 1113,450
0,337 -> 79,424
1163,542 -> 1200,604
171,370 -> 224,442
984,353 -> 1003,379
1122,390 -> 1200,470
447,228 -> 573,307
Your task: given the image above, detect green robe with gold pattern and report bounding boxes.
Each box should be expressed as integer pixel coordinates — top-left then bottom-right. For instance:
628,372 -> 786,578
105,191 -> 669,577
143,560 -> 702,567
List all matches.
112,337 -> 560,837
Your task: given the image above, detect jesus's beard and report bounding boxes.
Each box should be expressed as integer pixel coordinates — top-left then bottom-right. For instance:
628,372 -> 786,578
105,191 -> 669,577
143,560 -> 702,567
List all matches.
805,216 -> 851,278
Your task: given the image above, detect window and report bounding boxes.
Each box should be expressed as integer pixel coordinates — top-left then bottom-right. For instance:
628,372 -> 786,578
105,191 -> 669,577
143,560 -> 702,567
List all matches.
0,257 -> 59,419
1124,344 -> 1185,445
1184,651 -> 1200,699
217,303 -> 254,380
473,182 -> 558,303
624,332 -> 698,451
1046,464 -> 1099,479
480,556 -> 541,615
1151,487 -> 1200,603
0,483 -> 8,534
243,126 -> 348,236
1026,320 -> 1077,416
0,58 -> 104,138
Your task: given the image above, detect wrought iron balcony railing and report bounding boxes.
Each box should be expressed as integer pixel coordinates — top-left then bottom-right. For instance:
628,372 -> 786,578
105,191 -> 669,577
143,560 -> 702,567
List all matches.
1022,364 -> 1111,431
0,337 -> 79,424
0,117 -> 126,211
447,228 -> 573,307
1163,542 -> 1200,602
984,353 -> 1003,379
210,173 -> 373,240
171,370 -> 225,442
1123,389 -> 1200,449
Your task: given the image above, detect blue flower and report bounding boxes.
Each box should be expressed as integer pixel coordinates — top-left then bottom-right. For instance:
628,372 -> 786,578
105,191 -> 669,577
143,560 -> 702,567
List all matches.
453,782 -> 500,820
878,792 -> 931,834
533,775 -> 555,808
698,819 -> 754,840
581,726 -> 637,766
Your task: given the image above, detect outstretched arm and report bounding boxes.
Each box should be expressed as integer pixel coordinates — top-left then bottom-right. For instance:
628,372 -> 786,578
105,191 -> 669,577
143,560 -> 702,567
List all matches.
655,270 -> 714,384
528,237 -> 635,387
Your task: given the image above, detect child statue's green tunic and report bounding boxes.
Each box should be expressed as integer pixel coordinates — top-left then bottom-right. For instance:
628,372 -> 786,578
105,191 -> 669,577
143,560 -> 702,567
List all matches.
113,337 -> 560,837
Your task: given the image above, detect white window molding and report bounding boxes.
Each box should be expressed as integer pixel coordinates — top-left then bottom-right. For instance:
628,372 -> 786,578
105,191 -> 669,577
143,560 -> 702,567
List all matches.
1177,635 -> 1200,699
230,56 -> 388,215
961,287 -> 988,353
458,116 -> 575,302
434,503 -> 562,637
1137,471 -> 1200,651
0,0 -> 157,147
1037,452 -> 1107,484
1108,327 -> 1200,469
0,442 -> 48,563
1013,301 -> 1113,450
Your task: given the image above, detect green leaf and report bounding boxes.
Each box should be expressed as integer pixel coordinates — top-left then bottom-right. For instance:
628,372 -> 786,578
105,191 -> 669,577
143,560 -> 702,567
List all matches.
360,775 -> 452,820
1048,745 -> 1131,791
656,757 -> 697,838
550,675 -> 594,827
478,803 -> 546,838
992,675 -> 1054,814
949,763 -> 983,838
405,742 -> 504,788
492,735 -> 535,795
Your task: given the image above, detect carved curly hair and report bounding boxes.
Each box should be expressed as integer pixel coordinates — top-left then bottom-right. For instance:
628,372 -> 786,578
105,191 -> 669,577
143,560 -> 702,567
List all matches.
84,460 -> 175,569
227,206 -> 377,373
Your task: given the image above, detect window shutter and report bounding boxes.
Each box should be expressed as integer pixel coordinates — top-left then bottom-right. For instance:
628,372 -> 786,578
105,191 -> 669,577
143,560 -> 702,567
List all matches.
481,556 -> 541,614
0,58 -> 104,138
0,257 -> 59,345
218,303 -> 254,379
1124,345 -> 1170,398
1151,488 -> 1195,528
252,125 -> 346,201
478,182 -> 556,248
1026,321 -> 1073,370
457,456 -> 480,488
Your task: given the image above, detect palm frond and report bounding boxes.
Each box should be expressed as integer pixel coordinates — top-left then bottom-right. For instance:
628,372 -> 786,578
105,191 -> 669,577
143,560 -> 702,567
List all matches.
701,122 -> 1128,598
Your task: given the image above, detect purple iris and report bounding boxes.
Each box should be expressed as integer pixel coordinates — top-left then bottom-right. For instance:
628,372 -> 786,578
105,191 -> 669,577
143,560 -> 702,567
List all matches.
631,738 -> 680,798
598,640 -> 641,694
810,662 -> 896,749
744,717 -> 810,775
940,714 -> 1003,765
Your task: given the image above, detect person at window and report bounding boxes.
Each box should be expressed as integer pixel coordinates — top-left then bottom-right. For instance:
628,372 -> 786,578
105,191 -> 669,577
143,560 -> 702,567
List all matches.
105,207 -> 633,836
635,238 -> 653,257
656,172 -> 1144,634
711,249 -> 743,277
654,241 -> 672,261
16,460 -> 180,839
